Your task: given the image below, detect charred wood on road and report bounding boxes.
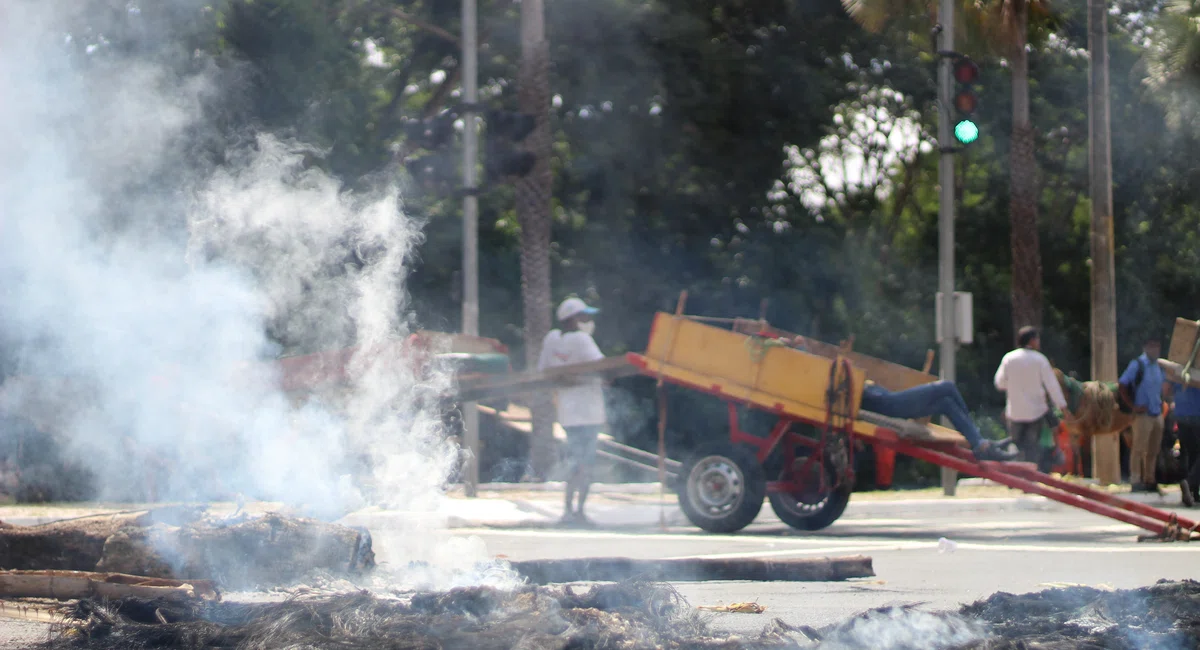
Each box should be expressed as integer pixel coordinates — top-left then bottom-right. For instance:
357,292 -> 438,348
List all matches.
0,508 -> 373,589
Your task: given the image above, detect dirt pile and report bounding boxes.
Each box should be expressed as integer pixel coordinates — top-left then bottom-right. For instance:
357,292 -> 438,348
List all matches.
32,580 -> 1200,650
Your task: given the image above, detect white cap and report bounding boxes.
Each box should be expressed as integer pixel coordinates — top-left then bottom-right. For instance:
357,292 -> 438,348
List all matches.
556,297 -> 599,322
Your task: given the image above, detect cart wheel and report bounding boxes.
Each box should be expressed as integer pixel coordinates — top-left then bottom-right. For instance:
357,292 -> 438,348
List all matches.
768,456 -> 851,531
677,442 -> 766,533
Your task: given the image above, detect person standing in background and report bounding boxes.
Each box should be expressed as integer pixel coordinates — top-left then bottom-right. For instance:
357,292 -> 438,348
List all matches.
537,297 -> 607,526
994,326 -> 1071,468
1173,379 -> 1200,507
1119,336 -> 1170,493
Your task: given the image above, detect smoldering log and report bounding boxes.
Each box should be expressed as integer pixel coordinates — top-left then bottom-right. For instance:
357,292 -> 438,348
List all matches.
509,555 -> 874,584
0,508 -> 374,589
0,507 -> 203,572
0,569 -> 219,602
96,513 -> 375,589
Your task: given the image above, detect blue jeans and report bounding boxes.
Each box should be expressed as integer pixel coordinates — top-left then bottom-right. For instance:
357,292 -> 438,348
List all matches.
860,381 -> 983,449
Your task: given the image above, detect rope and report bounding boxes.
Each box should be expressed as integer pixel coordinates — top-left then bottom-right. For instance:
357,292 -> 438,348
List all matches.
744,336 -> 786,363
823,359 -> 856,488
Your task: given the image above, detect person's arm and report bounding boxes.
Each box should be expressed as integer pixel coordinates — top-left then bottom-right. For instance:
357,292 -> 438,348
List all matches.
578,333 -> 605,362
1039,357 -> 1070,415
536,332 -> 558,372
1118,360 -> 1144,413
994,354 -> 1009,391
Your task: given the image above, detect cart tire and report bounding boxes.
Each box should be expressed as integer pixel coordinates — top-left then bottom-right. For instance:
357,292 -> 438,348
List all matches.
677,443 -> 766,533
768,485 -> 850,531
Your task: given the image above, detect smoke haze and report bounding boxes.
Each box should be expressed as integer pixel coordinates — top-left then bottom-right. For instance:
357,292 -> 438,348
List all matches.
0,0 -> 501,587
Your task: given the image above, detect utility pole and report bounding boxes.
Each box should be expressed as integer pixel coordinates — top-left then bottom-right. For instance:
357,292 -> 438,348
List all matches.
937,0 -> 959,496
1088,0 -> 1119,484
460,0 -> 481,497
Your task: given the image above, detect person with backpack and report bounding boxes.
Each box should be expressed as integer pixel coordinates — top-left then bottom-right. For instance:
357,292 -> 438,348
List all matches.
1118,336 -> 1170,493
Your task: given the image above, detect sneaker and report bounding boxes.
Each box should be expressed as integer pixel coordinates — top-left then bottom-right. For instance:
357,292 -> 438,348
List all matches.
573,513 -> 597,528
975,442 -> 1019,462
1182,480 -> 1195,508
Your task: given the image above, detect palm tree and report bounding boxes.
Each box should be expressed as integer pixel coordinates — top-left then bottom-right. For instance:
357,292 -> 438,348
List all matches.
841,0 -> 1052,334
1145,0 -> 1200,129
516,0 -> 556,480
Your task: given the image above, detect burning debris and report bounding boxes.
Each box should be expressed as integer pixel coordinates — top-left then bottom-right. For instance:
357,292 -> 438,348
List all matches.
0,507 -> 373,590
26,580 -> 1200,650
958,580 -> 1200,649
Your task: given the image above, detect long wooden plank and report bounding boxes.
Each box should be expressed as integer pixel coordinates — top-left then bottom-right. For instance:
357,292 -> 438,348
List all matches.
0,570 -> 219,602
509,555 -> 874,584
454,356 -> 638,403
1168,318 -> 1200,367
1159,359 -> 1200,390
731,320 -> 936,392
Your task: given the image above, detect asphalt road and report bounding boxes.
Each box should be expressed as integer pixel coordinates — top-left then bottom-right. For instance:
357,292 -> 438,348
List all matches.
3,495 -> 1198,646
446,505 -> 1200,634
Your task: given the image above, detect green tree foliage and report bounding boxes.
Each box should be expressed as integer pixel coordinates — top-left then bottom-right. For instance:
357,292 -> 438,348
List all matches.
30,0 -> 1200,485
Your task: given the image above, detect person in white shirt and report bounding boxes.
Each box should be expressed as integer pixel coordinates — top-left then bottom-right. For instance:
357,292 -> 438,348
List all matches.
537,297 -> 607,526
994,326 -> 1071,469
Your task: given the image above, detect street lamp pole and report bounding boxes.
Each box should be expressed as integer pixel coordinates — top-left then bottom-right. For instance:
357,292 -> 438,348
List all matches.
937,0 -> 959,495
461,0 -> 481,497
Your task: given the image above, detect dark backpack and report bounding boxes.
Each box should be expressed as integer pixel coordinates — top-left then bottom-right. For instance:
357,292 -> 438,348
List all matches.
1119,357 -> 1147,409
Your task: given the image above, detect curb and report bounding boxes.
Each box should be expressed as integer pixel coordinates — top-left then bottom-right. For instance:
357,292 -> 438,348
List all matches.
841,496 -> 1057,518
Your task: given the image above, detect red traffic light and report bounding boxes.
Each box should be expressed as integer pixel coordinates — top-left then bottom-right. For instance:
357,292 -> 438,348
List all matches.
954,91 -> 978,114
953,58 -> 979,84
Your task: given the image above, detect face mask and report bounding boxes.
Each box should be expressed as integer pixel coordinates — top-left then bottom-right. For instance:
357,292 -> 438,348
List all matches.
578,320 -> 595,336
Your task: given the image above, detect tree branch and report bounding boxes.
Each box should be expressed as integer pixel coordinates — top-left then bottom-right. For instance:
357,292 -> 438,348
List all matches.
392,9 -> 460,46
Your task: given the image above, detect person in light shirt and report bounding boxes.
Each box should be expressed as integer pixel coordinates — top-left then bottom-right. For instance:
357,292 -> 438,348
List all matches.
537,297 -> 607,526
994,326 -> 1072,469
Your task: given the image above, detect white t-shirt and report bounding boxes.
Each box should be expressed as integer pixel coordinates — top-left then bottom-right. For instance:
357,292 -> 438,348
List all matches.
994,347 -> 1068,423
537,329 -> 607,427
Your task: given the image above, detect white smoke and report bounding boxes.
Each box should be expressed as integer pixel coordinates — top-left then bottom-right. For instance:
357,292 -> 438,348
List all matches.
0,0 -> 501,587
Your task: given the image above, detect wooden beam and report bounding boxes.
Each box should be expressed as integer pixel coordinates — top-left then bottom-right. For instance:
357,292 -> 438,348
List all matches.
0,570 -> 219,602
1159,359 -> 1200,390
1168,318 -> 1200,366
509,555 -> 874,584
455,356 -> 637,403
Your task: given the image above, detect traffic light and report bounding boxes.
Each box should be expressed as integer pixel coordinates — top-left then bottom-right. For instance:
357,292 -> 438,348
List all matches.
484,109 -> 537,182
952,57 -> 980,145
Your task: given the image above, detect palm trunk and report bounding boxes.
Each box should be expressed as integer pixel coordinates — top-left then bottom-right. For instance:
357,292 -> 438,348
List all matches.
1009,3 -> 1043,334
516,0 -> 555,480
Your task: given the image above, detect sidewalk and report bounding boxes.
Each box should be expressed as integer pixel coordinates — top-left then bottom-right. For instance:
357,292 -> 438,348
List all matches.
427,480 -> 1191,529
0,481 -> 1188,530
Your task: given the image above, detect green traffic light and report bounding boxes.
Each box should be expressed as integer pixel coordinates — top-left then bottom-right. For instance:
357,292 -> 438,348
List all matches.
954,119 -> 979,144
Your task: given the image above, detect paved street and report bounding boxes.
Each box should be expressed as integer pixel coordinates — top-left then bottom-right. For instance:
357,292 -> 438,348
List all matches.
423,489 -> 1200,633
2,486 -> 1198,645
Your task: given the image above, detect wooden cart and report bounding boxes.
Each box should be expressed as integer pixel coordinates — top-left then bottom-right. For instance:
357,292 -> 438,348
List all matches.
459,312 -> 1200,540
623,312 -> 963,532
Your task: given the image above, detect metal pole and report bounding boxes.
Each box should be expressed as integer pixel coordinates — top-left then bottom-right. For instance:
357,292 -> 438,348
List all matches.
461,0 -> 481,497
1087,0 -> 1119,485
937,0 -> 958,496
